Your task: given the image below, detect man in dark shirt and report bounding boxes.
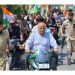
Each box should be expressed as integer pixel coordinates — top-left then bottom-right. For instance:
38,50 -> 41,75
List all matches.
8,18 -> 20,39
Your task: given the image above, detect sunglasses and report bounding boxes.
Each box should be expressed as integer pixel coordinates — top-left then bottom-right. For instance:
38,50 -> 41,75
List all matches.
10,23 -> 15,25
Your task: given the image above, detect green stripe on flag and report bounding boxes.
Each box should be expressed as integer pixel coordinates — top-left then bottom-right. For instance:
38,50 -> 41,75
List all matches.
3,19 -> 9,28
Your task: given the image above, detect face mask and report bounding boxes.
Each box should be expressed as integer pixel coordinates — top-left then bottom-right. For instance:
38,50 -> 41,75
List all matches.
0,25 -> 3,33
10,23 -> 15,27
0,30 -> 2,33
69,18 -> 73,21
0,28 -> 3,33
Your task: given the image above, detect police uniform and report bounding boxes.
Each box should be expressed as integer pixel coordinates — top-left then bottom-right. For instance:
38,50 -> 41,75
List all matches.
61,19 -> 75,64
0,29 -> 9,70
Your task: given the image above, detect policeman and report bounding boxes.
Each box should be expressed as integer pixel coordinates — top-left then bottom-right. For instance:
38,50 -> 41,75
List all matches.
61,12 -> 75,65
0,21 -> 9,70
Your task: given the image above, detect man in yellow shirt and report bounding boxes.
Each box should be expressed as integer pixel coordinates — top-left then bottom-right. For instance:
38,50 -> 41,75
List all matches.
0,21 -> 9,70
61,12 -> 75,65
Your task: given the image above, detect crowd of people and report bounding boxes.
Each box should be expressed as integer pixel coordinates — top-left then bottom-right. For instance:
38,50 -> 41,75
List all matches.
0,7 -> 75,70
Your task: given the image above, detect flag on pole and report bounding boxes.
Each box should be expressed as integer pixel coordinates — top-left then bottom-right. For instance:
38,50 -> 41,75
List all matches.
1,5 -> 12,15
63,10 -> 68,17
0,5 -> 13,28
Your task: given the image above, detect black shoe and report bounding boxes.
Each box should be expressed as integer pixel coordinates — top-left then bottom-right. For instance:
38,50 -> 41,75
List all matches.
67,58 -> 71,65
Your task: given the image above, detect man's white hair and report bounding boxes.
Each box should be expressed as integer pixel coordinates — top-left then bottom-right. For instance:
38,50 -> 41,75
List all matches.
37,22 -> 46,28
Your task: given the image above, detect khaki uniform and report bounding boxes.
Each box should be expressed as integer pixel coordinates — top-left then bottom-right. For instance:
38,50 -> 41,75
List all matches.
0,29 -> 9,70
62,19 -> 75,59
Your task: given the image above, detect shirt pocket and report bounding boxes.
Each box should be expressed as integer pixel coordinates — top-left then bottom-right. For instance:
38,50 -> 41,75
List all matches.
65,25 -> 70,33
65,25 -> 69,29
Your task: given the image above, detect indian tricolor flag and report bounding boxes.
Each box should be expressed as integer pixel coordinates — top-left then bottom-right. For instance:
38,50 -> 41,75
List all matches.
0,5 -> 13,28
63,10 -> 68,17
